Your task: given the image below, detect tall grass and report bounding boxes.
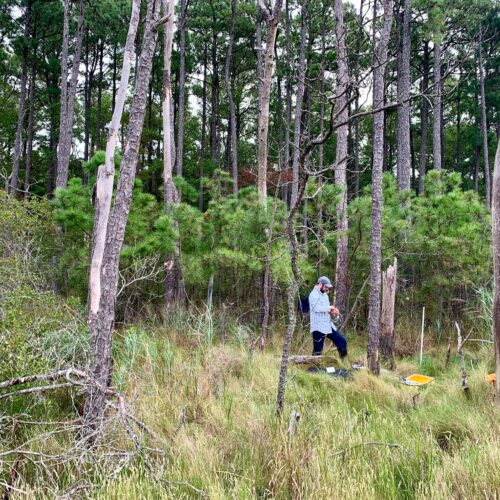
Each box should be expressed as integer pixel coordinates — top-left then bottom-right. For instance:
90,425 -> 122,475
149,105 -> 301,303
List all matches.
4,311 -> 499,499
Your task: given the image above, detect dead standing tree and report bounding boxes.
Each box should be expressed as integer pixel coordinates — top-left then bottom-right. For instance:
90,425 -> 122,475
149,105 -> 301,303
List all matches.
162,0 -> 184,309
84,0 -> 161,426
256,0 -> 282,204
88,0 -> 141,342
367,0 -> 394,375
380,257 -> 398,369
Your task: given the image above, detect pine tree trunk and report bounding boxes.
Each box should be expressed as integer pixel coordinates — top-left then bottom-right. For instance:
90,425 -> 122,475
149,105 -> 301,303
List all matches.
353,0 -> 364,198
283,0 -> 292,204
175,0 -> 188,177
10,0 -> 32,197
396,0 -> 411,191
367,0 -> 394,375
478,27 -> 491,207
290,2 -> 307,208
199,43 -> 208,211
256,0 -> 282,204
432,39 -> 442,171
24,57 -> 36,198
418,40 -> 429,195
56,0 -> 85,188
96,41 -> 104,150
210,6 -> 220,166
491,139 -> 500,406
333,0 -> 349,318
85,0 -> 158,426
225,0 -> 238,195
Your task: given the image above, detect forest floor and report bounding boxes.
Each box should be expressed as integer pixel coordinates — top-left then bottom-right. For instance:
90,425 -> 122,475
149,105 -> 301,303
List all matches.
4,317 -> 500,499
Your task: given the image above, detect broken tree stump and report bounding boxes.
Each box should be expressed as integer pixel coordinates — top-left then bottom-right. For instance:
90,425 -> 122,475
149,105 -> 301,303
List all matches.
380,257 -> 398,370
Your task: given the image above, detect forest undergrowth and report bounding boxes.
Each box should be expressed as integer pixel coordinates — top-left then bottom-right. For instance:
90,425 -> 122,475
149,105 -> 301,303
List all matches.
1,306 -> 498,499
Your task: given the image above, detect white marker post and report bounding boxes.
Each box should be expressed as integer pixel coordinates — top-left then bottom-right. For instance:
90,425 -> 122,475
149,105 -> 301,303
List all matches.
419,306 -> 425,366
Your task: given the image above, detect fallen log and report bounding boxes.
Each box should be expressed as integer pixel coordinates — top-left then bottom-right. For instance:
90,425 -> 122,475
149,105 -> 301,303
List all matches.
288,355 -> 335,364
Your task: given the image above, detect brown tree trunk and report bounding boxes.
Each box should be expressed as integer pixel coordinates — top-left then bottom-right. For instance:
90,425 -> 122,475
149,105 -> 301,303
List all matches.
491,139 -> 500,405
56,0 -> 85,188
418,40 -> 429,195
24,57 -> 36,198
432,39 -> 442,172
199,43 -> 208,211
175,0 -> 189,177
283,0 -> 292,204
96,41 -> 104,150
10,0 -> 32,197
256,0 -> 282,204
396,0 -> 411,191
478,27 -> 491,207
367,0 -> 394,375
85,0 -> 145,426
333,0 -> 349,318
353,0 -> 364,198
380,258 -> 397,369
290,1 -> 307,208
225,0 -> 238,195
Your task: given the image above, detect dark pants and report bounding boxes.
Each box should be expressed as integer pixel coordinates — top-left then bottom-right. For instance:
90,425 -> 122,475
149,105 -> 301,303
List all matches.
312,328 -> 348,358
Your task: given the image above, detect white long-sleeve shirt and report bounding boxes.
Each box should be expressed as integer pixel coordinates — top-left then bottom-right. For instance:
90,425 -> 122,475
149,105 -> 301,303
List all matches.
309,286 -> 332,334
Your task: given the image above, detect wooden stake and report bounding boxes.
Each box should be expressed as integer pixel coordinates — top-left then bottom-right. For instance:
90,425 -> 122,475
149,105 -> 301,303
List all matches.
455,322 -> 469,396
419,306 -> 425,366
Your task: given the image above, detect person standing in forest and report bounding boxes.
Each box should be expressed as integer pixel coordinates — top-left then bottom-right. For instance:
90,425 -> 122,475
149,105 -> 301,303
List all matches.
309,276 -> 348,358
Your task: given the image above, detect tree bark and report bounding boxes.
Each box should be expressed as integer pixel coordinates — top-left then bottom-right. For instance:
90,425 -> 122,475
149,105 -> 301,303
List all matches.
353,0 -> 364,198
225,0 -> 238,195
210,3 -> 220,165
199,43 -> 208,211
283,0 -> 292,203
396,0 -> 411,191
491,139 -> 500,406
24,56 -> 36,198
333,0 -> 349,318
162,0 -> 183,309
85,0 -> 160,426
418,40 -> 429,195
10,0 -> 32,197
175,0 -> 189,177
478,27 -> 491,207
290,1 -> 307,208
96,41 -> 104,150
256,0 -> 282,204
56,0 -> 86,189
380,257 -> 397,369
432,39 -> 442,171
367,0 -> 394,375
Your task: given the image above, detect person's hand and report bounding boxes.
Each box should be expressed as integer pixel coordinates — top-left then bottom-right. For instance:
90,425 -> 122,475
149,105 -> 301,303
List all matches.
330,305 -> 340,317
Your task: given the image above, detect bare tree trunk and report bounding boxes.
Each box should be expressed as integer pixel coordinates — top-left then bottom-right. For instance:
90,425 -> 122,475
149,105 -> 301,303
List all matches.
418,40 -> 429,195
367,0 -> 394,375
333,0 -> 349,318
380,258 -> 397,369
478,27 -> 491,207
10,0 -> 32,197
353,0 -> 364,198
290,2 -> 307,208
199,43 -> 208,211
56,0 -> 85,188
283,0 -> 292,204
491,139 -> 500,406
96,41 -> 104,150
256,0 -> 282,204
162,0 -> 183,309
175,0 -> 189,177
88,0 -> 141,344
85,0 -> 159,426
432,39 -> 442,172
24,57 -> 36,198
210,3 -> 220,165
225,0 -> 238,195
396,0 -> 411,191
